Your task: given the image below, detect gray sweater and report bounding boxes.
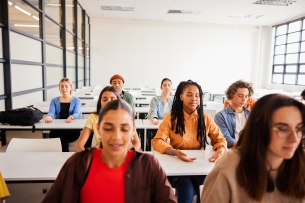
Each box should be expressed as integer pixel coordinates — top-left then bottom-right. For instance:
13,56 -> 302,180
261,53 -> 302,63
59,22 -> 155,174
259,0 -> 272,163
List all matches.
201,149 -> 305,203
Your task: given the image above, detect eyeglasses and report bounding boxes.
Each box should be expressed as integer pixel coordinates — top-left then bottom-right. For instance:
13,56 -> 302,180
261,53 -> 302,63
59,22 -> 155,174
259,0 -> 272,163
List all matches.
272,126 -> 305,140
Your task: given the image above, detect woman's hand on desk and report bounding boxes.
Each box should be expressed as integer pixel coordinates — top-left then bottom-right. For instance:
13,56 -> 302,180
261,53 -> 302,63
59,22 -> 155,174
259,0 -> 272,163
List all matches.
65,116 -> 74,123
44,116 -> 53,123
173,150 -> 196,162
208,146 -> 225,162
152,118 -> 159,125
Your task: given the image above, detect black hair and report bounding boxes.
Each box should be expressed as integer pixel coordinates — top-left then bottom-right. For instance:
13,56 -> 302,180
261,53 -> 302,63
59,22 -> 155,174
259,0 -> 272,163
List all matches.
160,78 -> 172,87
170,80 -> 207,149
94,86 -> 120,115
98,99 -> 135,125
301,89 -> 305,100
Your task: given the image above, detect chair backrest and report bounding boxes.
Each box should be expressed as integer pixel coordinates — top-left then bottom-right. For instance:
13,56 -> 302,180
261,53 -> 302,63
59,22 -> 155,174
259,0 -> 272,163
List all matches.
203,108 -> 218,119
6,138 -> 62,152
81,100 -> 97,107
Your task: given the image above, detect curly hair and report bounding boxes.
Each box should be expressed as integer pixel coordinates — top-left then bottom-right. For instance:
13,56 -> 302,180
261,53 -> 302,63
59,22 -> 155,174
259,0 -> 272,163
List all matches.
225,80 -> 254,100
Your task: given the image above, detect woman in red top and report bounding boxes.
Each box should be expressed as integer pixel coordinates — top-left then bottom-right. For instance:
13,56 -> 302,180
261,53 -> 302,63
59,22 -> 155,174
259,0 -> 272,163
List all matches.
42,99 -> 177,203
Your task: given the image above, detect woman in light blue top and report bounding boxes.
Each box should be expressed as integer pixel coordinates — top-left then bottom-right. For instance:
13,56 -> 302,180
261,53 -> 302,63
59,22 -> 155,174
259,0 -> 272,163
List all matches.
147,78 -> 174,125
44,78 -> 81,152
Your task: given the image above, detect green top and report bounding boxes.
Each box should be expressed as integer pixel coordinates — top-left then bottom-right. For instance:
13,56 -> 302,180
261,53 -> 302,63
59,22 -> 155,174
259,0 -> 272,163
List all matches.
122,91 -> 136,115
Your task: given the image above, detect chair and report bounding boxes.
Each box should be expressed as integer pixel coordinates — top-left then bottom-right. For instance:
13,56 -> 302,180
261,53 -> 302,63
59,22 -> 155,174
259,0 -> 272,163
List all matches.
6,138 -> 62,152
199,185 -> 204,200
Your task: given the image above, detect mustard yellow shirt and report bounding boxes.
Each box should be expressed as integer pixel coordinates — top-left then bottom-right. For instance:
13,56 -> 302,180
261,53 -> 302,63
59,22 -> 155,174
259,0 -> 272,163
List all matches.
152,110 -> 227,153
0,172 -> 10,199
84,114 -> 100,148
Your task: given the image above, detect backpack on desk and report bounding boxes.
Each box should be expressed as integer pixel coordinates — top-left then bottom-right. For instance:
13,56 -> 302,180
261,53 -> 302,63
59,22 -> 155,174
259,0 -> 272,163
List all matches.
0,105 -> 43,126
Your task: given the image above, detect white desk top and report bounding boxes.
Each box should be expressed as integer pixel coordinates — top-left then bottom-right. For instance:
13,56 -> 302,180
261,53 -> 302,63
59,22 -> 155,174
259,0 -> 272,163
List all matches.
142,119 -> 161,129
0,119 -> 87,130
153,150 -> 215,176
0,152 -> 74,181
0,150 -> 215,181
135,107 -> 150,113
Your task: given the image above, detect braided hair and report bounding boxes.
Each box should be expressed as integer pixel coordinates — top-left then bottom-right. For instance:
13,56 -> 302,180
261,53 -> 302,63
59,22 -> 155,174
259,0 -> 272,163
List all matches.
170,80 -> 208,149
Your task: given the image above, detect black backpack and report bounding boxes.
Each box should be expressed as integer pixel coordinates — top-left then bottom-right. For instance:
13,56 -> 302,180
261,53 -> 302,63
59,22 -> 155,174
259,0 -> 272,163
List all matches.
0,105 -> 43,126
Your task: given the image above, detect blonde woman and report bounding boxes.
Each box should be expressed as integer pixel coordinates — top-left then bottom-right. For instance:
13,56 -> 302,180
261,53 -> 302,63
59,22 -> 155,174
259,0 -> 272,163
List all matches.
44,78 -> 81,152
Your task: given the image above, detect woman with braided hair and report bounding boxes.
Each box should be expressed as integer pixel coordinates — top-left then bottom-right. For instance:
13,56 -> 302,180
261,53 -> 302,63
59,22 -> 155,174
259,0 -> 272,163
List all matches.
152,80 -> 227,203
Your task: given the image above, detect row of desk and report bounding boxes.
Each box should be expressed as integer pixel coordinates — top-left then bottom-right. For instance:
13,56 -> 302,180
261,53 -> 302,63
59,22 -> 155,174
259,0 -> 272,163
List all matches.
0,119 -> 157,148
0,150 -> 215,182
36,106 -> 150,120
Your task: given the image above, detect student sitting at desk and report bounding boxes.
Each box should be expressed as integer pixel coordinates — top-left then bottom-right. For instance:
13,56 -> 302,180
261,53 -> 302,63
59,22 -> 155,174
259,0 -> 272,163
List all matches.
214,80 -> 253,148
201,94 -> 305,203
147,78 -> 174,125
152,80 -> 227,203
110,74 -> 136,114
0,172 -> 10,203
44,78 -> 81,152
42,100 -> 177,203
75,86 -> 141,151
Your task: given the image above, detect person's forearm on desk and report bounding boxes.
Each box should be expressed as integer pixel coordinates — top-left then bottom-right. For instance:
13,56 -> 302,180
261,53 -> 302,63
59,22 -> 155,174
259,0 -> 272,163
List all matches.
164,147 -> 196,162
75,127 -> 92,152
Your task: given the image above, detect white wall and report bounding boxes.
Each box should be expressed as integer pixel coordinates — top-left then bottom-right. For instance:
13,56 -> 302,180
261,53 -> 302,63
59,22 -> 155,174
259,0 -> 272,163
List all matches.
90,19 -> 259,91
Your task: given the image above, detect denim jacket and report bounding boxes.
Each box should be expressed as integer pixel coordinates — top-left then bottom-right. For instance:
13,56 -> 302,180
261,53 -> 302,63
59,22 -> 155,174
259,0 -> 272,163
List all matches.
214,106 -> 250,148
147,96 -> 174,119
47,97 -> 82,119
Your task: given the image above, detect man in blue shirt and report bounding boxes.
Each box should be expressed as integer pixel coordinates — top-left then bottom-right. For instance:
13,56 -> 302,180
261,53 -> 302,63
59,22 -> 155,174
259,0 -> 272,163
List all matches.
214,80 -> 254,148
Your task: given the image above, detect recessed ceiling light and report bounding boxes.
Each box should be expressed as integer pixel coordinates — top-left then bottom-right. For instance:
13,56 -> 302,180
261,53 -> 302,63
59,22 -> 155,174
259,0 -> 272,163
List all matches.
15,5 -> 31,16
14,24 -> 39,27
229,13 -> 263,18
253,0 -> 297,6
101,6 -> 134,11
168,10 -> 201,15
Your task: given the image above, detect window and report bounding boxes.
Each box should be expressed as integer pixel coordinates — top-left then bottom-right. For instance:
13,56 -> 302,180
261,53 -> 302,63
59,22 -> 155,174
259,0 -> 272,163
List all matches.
45,17 -> 63,47
9,0 -> 40,38
45,0 -> 62,24
2,0 -> 90,110
272,18 -> 305,85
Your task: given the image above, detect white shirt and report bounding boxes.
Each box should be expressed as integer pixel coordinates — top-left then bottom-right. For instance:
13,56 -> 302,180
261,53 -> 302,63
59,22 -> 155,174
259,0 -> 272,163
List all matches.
235,111 -> 247,140
162,102 -> 171,118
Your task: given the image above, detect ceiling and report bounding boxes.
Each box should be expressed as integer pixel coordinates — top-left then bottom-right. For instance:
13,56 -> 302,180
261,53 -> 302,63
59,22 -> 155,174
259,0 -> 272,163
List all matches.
77,0 -> 305,26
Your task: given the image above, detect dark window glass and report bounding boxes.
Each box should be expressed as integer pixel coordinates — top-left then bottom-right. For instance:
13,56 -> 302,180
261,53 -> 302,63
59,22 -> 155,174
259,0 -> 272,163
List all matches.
45,17 -> 62,47
77,4 -> 83,40
66,0 -> 74,33
45,0 -> 62,24
9,0 -> 40,38
86,15 -> 89,45
78,39 -> 83,55
66,31 -> 75,52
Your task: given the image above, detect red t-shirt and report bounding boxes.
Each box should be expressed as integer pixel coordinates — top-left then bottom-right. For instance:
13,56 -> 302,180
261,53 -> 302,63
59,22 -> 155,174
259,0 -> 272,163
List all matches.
80,149 -> 134,203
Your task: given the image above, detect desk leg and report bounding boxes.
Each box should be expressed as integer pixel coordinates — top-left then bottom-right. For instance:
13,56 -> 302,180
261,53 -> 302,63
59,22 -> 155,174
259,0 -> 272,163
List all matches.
144,129 -> 147,151
0,130 -> 7,146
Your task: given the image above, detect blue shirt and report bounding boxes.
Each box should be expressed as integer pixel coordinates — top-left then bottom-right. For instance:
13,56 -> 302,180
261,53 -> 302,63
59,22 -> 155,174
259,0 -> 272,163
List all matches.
147,96 -> 174,119
47,97 -> 82,119
214,106 -> 250,148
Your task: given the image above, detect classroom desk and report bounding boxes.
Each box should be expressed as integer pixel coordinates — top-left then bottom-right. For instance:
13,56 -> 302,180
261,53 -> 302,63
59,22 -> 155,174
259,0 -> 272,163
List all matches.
153,150 -> 215,176
135,107 -> 150,119
76,95 -> 95,99
0,152 -> 74,182
37,107 -> 95,114
0,150 -> 215,182
139,119 -> 160,151
0,119 -> 87,146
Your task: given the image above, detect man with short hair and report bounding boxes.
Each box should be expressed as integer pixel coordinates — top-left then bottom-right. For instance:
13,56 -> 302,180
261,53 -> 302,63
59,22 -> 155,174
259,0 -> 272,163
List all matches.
214,80 -> 254,148
110,74 -> 135,113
